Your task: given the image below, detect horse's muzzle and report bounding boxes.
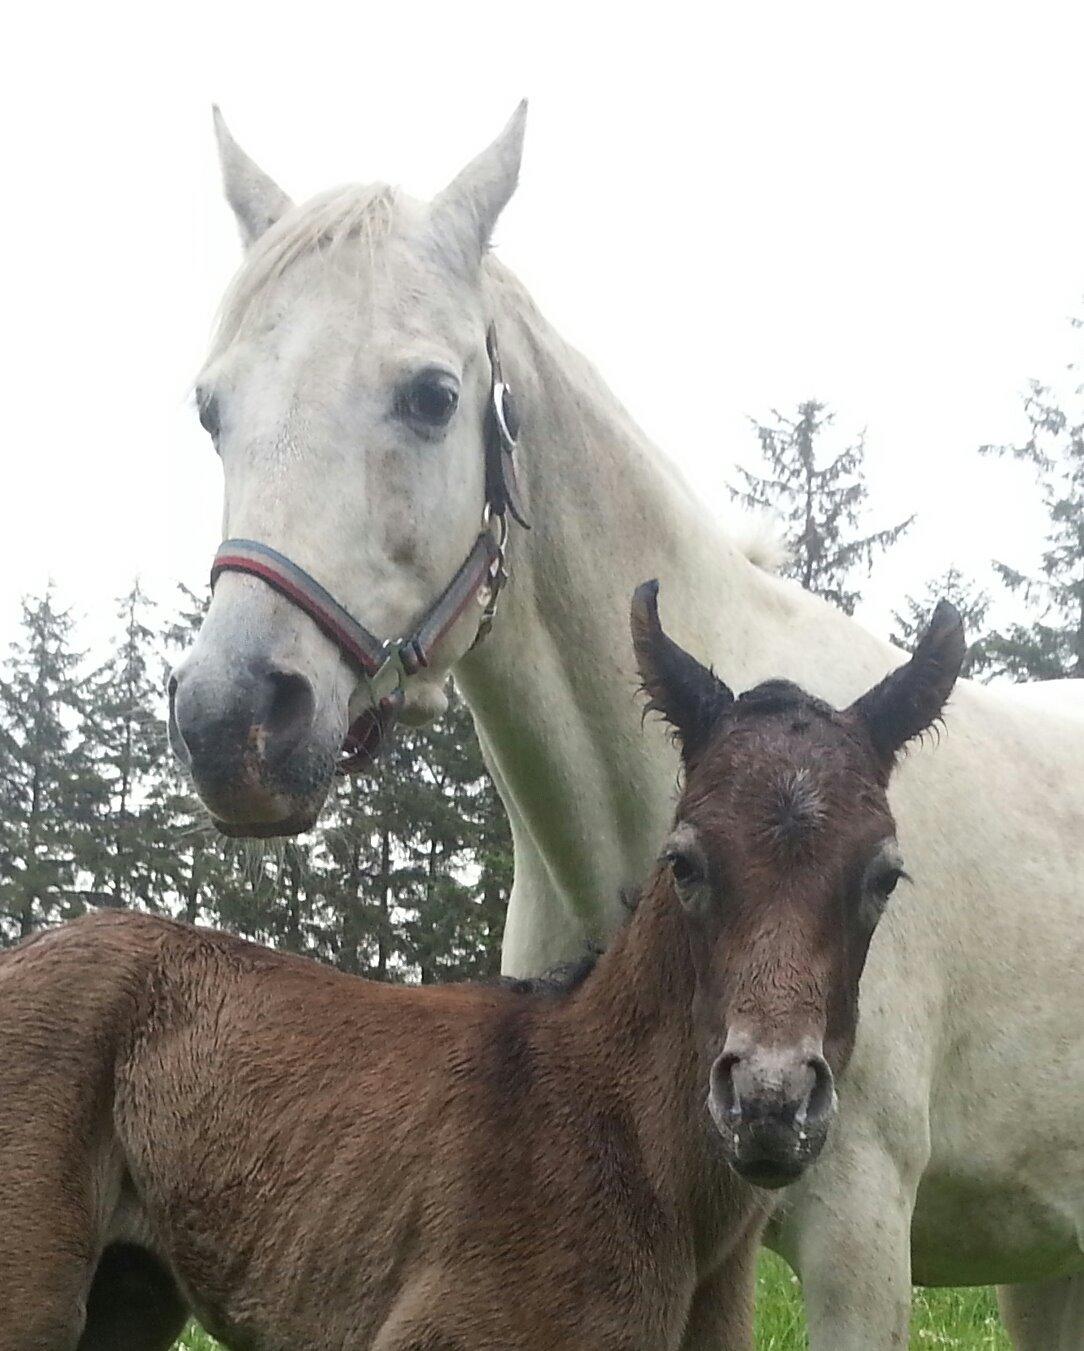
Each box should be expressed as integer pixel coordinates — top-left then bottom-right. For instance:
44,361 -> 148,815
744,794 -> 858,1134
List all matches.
168,653 -> 333,835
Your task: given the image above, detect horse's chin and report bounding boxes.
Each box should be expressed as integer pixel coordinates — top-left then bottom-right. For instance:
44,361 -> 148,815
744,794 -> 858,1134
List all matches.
397,678 -> 450,727
200,681 -> 445,834
213,807 -> 322,839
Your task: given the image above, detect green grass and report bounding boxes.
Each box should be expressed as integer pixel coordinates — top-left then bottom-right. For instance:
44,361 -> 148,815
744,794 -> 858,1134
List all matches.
174,1254 -> 1010,1348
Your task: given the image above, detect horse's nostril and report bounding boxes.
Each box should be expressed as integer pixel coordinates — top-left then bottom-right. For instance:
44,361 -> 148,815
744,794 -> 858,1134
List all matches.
262,671 -> 316,762
167,673 -> 179,704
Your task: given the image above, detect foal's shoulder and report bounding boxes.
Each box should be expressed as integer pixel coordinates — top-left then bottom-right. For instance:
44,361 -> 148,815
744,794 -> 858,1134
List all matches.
0,909 -> 187,975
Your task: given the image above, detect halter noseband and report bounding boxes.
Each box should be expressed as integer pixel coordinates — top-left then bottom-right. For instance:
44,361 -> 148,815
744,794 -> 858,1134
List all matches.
209,324 -> 528,774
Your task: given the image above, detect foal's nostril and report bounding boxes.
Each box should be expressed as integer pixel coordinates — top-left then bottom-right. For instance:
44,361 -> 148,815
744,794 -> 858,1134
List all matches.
797,1054 -> 835,1129
709,1051 -> 744,1123
261,670 -> 316,764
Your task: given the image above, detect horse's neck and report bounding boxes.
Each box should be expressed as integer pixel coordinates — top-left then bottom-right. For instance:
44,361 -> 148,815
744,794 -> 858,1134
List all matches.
456,263 -> 892,974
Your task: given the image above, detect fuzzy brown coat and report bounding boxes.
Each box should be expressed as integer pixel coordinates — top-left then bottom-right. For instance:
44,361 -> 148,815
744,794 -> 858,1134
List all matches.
0,902 -> 762,1351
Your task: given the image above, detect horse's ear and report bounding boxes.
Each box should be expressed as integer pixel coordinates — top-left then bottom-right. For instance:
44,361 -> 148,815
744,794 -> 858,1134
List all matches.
630,580 -> 733,760
213,106 -> 294,249
428,102 -> 527,272
851,600 -> 966,769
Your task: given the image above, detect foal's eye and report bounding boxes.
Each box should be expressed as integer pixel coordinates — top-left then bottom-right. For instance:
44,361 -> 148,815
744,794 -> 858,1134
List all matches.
661,825 -> 710,911
868,861 -> 908,902
860,845 -> 908,924
400,371 -> 460,428
878,869 -> 904,897
665,849 -> 704,890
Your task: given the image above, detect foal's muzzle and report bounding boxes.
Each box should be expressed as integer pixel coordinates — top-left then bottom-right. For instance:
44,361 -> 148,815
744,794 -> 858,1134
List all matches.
707,1037 -> 836,1189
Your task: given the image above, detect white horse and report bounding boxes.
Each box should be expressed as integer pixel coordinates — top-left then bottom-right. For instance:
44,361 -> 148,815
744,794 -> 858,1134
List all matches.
171,107 -> 1084,1349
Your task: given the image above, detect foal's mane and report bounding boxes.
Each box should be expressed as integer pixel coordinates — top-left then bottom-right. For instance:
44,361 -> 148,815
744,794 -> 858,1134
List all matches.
497,892 -> 641,999
498,946 -> 604,998
732,679 -> 839,723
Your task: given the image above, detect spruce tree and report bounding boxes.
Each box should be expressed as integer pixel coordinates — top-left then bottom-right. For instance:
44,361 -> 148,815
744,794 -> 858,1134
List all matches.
0,576 -> 515,976
312,686 -> 512,983
979,316 -> 1083,680
731,400 -> 913,614
0,589 -> 99,941
889,567 -> 994,680
150,583 -> 239,927
83,582 -> 173,908
318,728 -> 422,979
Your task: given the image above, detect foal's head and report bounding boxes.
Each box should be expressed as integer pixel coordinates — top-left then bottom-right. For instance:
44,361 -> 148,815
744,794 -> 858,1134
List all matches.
631,581 -> 964,1189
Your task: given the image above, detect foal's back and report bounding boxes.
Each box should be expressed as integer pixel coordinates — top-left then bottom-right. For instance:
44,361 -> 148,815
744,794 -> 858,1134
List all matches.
0,912 -> 664,1350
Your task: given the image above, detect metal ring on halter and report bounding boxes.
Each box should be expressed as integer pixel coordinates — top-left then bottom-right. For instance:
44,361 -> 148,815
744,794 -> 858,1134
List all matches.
492,380 -> 518,448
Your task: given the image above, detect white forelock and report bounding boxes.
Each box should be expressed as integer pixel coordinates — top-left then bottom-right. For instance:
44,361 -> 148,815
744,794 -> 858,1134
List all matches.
212,183 -> 404,354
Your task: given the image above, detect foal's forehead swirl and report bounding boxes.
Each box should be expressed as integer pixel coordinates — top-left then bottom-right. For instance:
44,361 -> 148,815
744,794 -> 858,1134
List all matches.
683,680 -> 890,834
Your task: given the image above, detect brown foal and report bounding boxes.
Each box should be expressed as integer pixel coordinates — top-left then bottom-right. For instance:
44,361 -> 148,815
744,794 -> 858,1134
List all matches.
0,584 -> 964,1351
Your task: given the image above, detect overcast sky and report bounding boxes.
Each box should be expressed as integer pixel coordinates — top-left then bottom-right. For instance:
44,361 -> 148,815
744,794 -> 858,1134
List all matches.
3,1 -> 1081,653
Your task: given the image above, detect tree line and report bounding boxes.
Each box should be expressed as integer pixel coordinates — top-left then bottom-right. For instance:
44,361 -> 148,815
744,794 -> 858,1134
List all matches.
733,309 -> 1081,680
0,313 -> 1078,965
0,584 -> 510,974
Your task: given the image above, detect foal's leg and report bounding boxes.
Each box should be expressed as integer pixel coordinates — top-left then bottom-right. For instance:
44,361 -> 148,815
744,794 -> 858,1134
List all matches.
679,1241 -> 759,1351
77,1244 -> 189,1351
997,1273 -> 1084,1350
0,1185 -> 96,1351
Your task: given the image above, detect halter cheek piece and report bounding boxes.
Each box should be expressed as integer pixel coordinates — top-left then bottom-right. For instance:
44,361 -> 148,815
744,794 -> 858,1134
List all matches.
209,324 -> 528,775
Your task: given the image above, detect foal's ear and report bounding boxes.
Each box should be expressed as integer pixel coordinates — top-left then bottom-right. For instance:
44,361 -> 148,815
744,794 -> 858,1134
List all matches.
851,600 -> 966,769
213,107 -> 294,250
428,102 -> 527,272
630,580 -> 733,760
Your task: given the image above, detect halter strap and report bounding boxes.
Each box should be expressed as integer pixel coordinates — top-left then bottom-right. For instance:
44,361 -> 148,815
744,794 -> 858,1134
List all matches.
210,530 -> 500,696
209,324 -> 527,768
210,538 -> 388,676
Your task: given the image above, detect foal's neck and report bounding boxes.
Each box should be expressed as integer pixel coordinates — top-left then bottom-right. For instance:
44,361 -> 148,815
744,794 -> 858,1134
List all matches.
567,879 -> 731,1230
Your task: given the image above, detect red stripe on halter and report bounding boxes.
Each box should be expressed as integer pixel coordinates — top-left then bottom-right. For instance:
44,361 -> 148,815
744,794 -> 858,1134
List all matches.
212,554 -> 384,675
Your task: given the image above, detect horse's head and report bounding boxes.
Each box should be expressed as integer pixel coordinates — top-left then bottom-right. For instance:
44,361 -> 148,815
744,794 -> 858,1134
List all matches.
631,581 -> 964,1188
169,107 -> 527,835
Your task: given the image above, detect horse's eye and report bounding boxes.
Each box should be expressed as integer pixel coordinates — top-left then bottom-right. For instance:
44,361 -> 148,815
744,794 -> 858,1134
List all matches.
401,372 -> 460,428
196,390 -> 220,443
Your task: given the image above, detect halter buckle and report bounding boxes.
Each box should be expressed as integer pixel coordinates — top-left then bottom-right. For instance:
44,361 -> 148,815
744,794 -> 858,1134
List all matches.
367,639 -> 409,707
